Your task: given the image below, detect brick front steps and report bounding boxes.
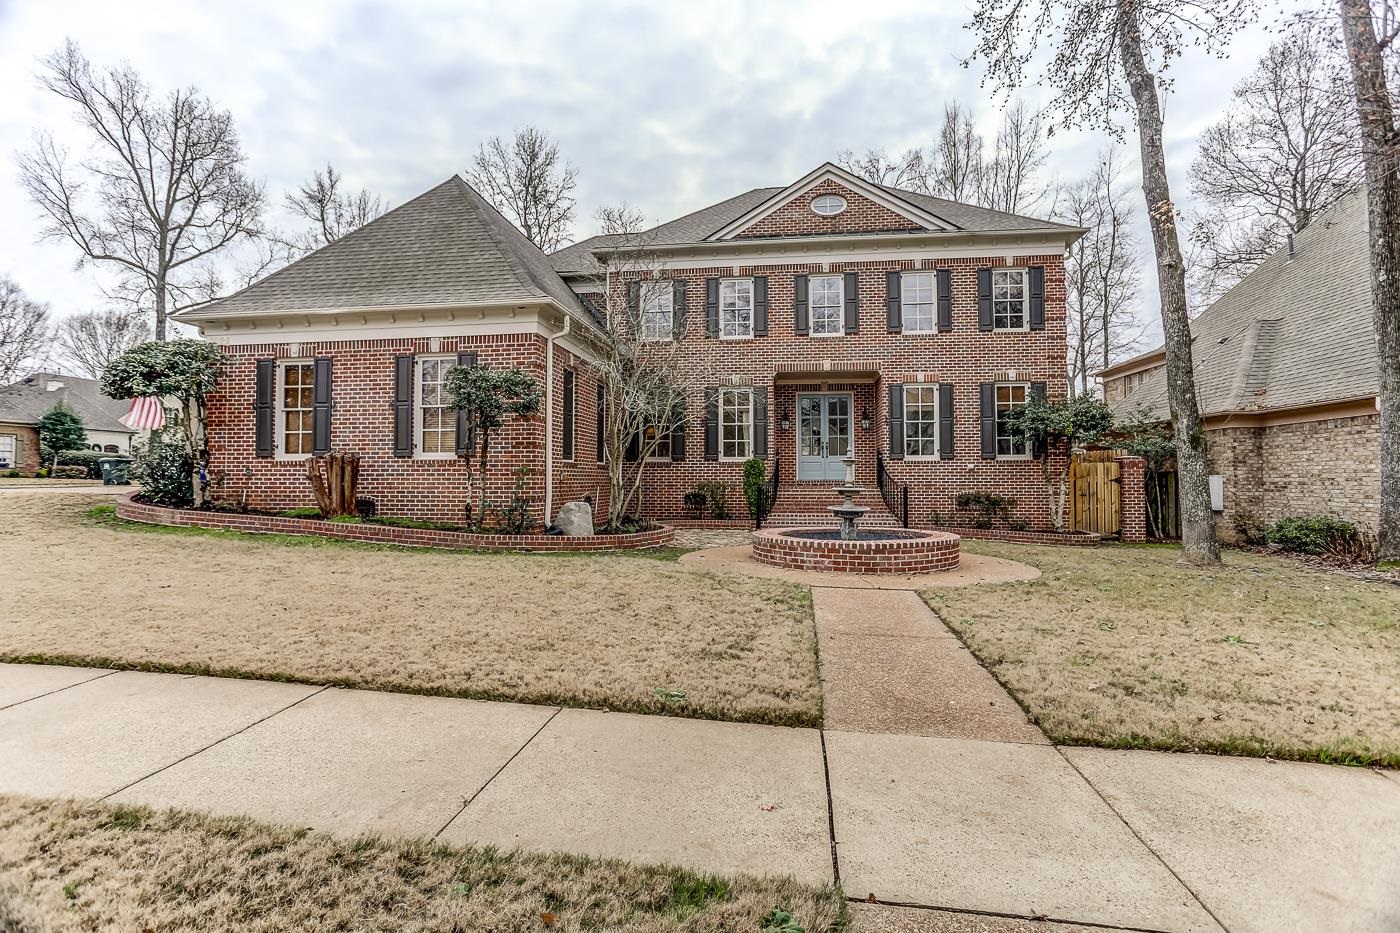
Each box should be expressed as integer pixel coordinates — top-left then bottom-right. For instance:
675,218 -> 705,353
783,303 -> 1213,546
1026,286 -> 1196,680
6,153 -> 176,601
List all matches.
116,495 -> 675,553
932,525 -> 1101,546
752,528 -> 961,574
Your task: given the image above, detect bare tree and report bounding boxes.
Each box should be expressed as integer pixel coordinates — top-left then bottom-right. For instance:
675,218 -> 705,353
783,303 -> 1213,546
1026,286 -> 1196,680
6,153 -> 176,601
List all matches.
1061,179 -> 1103,396
55,308 -> 151,378
468,126 -> 578,252
17,41 -> 265,340
931,103 -> 985,202
837,148 -> 932,191
284,163 -> 386,253
0,278 -> 51,383
1338,0 -> 1400,561
967,0 -> 1254,565
594,202 -> 648,236
1189,19 -> 1364,299
979,100 -> 1057,214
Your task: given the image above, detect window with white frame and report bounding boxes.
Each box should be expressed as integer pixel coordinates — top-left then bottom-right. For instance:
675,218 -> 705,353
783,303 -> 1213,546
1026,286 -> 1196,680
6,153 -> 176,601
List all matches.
0,434 -> 15,468
902,272 -> 936,333
720,278 -> 753,338
810,275 -> 843,336
719,388 -> 753,460
903,385 -> 940,458
995,383 -> 1030,458
278,361 -> 315,456
417,356 -> 456,456
643,424 -> 671,460
992,269 -> 1028,330
640,281 -> 673,341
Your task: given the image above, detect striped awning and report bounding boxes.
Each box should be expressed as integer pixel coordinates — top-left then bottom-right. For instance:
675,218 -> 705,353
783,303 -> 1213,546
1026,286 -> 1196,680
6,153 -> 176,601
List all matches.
120,396 -> 166,431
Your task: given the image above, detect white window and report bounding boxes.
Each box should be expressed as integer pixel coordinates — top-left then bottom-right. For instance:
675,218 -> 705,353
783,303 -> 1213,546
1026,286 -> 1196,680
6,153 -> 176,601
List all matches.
277,361 -> 315,457
903,385 -> 940,458
996,383 -> 1030,458
902,272 -> 937,333
811,194 -> 847,216
719,388 -> 753,460
643,424 -> 672,461
720,278 -> 753,339
640,281 -> 673,342
0,434 -> 15,468
417,356 -> 457,457
993,269 -> 1028,330
810,275 -> 843,336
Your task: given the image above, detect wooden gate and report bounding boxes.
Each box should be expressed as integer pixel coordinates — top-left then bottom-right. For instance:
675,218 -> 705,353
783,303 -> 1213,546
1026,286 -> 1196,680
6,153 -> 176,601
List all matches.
1071,450 -> 1121,537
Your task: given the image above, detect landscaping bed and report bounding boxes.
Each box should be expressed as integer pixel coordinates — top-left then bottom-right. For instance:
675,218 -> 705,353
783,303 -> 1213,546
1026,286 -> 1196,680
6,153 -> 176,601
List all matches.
925,539 -> 1400,767
929,525 -> 1100,546
0,796 -> 846,932
0,494 -> 822,727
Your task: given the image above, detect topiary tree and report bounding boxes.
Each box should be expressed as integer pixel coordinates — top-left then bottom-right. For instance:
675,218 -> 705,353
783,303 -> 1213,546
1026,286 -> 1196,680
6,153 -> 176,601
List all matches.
102,338 -> 226,507
444,365 -> 542,531
37,404 -> 86,469
1004,394 -> 1115,532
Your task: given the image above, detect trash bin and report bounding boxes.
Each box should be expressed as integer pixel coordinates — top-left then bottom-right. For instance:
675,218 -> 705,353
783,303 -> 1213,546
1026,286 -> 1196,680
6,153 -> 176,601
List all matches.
99,457 -> 131,486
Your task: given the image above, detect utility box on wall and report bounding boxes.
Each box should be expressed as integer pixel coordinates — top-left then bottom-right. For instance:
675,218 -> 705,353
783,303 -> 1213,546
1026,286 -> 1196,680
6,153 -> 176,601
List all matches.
1208,474 -> 1224,512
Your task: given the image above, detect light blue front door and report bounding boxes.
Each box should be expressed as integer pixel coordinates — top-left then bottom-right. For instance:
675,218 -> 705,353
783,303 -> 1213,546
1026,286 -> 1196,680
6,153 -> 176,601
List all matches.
796,393 -> 852,481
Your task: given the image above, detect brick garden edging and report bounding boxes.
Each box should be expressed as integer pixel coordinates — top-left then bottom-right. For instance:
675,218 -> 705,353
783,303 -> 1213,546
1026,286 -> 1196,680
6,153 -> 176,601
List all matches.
751,527 -> 961,574
931,525 -> 1100,546
116,494 -> 675,553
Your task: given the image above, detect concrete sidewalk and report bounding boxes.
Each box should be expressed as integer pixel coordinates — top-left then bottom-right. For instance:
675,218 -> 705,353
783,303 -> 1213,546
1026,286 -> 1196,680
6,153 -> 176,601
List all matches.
3,663 -> 1398,932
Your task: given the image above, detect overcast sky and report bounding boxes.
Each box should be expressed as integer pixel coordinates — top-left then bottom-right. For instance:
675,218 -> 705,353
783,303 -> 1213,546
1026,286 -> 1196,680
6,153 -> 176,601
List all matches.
1,0 -> 1302,348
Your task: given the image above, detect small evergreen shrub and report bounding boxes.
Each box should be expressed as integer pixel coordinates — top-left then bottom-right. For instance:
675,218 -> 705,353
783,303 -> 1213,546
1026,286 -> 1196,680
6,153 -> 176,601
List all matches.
132,433 -> 195,508
56,449 -> 114,478
954,492 -> 1017,527
1267,515 -> 1358,556
51,466 -> 89,479
689,481 -> 731,520
742,458 -> 767,519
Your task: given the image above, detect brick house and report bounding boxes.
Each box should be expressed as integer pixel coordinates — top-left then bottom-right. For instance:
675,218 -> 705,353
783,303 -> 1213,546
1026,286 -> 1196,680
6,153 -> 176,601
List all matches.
1101,187 -> 1381,539
179,163 -> 1084,529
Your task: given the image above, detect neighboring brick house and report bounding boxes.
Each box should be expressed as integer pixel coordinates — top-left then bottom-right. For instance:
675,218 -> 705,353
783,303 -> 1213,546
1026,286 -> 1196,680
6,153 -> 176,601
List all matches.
0,372 -> 138,472
1101,187 -> 1382,539
179,163 -> 1084,529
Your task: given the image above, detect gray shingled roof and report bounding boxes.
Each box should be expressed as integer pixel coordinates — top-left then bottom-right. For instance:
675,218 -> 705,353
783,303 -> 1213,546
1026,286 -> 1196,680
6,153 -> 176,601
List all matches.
0,372 -> 134,433
1116,187 -> 1378,420
549,233 -> 626,275
181,176 -> 587,320
881,186 -> 1079,233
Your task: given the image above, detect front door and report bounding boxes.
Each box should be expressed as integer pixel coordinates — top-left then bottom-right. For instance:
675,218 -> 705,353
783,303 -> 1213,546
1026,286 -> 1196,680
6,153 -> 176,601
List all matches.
797,393 -> 852,481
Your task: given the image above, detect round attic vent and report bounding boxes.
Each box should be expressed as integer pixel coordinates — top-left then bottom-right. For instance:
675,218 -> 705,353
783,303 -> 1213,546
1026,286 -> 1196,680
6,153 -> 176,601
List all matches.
811,194 -> 847,216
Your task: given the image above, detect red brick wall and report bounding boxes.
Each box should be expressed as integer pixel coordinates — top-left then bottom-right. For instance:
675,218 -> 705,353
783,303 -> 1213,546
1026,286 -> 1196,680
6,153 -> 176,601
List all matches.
205,333 -> 608,524
735,180 -> 924,239
0,423 -> 40,473
1116,455 -> 1148,543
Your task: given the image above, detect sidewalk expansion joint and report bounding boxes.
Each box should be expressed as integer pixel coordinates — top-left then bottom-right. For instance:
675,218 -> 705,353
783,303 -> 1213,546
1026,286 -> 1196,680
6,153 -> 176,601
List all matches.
849,896 -> 1179,933
818,728 -> 841,887
0,669 -> 116,712
433,705 -> 563,840
98,684 -> 330,803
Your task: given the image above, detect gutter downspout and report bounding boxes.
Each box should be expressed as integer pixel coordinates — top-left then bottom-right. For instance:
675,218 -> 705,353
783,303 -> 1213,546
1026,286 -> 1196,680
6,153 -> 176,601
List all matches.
544,314 -> 572,525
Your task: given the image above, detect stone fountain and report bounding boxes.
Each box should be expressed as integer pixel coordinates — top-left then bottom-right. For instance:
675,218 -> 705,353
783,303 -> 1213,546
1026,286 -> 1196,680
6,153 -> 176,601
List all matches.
828,456 -> 869,541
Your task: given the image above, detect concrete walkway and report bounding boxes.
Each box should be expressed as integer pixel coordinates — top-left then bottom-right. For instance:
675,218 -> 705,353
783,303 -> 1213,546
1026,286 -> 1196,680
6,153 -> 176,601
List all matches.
3,660 -> 1399,931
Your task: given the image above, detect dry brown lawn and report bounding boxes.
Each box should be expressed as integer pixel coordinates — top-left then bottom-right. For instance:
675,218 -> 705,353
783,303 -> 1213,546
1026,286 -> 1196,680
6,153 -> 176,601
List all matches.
0,796 -> 846,932
0,478 -> 102,486
0,494 -> 821,726
926,540 -> 1400,766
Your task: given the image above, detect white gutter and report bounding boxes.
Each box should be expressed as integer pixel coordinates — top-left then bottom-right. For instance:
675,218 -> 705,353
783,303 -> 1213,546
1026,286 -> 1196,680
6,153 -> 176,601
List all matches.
543,313 -> 572,525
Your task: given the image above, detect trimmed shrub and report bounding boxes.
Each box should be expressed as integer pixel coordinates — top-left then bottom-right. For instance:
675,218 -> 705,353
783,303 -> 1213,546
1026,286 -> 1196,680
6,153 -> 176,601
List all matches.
1267,515 -> 1358,556
50,466 -> 89,479
57,449 -> 117,479
954,492 -> 1017,528
132,433 -> 195,508
691,480 -> 731,520
743,458 -> 767,519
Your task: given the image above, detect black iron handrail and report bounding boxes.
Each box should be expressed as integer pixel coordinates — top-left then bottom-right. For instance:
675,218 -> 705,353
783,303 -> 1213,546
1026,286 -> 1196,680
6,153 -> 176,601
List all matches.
876,451 -> 910,528
754,451 -> 781,528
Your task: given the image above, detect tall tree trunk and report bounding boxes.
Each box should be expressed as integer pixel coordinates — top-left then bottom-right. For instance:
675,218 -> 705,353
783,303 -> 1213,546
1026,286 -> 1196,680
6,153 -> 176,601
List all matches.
1340,0 -> 1400,563
1117,0 -> 1220,564
154,277 -> 167,341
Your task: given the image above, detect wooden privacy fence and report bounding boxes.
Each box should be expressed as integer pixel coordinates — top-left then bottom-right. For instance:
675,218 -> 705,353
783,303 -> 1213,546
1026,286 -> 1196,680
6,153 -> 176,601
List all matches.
1071,450 -> 1121,537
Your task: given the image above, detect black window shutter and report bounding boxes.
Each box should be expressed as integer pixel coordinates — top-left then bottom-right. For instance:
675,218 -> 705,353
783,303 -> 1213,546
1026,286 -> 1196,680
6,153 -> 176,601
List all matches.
843,271 -> 860,333
627,280 -> 641,331
254,359 -> 274,458
672,280 -> 687,337
753,387 -> 768,459
393,355 -> 415,457
703,388 -> 719,460
938,383 -> 955,459
977,268 -> 993,331
454,351 -> 478,458
979,382 -> 997,459
562,369 -> 575,461
596,382 -> 606,462
937,269 -> 953,332
312,356 -> 333,455
888,384 -> 905,459
624,431 -> 640,462
670,419 -> 686,461
885,271 -> 902,332
1028,266 -> 1046,330
705,277 -> 719,338
1030,381 -> 1048,456
753,276 -> 768,336
794,275 -> 809,335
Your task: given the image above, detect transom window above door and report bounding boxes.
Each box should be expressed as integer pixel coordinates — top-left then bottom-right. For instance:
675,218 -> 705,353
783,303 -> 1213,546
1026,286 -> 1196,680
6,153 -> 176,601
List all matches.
901,272 -> 936,333
993,269 -> 1028,330
640,281 -> 674,341
278,361 -> 314,456
810,275 -> 843,336
720,278 -> 753,339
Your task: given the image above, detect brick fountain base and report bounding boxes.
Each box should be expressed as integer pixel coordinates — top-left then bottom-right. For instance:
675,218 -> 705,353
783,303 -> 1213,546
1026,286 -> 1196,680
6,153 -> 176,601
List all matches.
751,527 -> 961,575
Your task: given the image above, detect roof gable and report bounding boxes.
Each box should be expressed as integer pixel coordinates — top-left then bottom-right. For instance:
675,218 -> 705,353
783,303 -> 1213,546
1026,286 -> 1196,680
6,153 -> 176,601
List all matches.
0,372 -> 133,433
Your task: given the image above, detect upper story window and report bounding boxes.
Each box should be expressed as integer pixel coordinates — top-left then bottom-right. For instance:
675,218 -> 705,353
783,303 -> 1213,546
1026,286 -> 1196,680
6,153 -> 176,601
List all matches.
811,194 -> 847,216
810,275 -> 843,336
903,385 -> 940,458
278,361 -> 314,457
993,269 -> 1028,330
640,281 -> 673,342
417,356 -> 456,457
719,388 -> 753,460
902,272 -> 936,333
721,278 -> 753,339
995,383 -> 1030,458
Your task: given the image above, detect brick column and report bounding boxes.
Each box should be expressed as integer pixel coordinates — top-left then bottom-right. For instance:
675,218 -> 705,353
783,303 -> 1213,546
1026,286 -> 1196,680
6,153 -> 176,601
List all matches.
1115,455 -> 1147,543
